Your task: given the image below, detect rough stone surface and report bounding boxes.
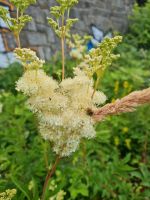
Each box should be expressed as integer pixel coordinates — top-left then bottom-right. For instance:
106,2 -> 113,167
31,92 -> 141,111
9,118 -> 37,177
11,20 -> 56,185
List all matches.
26,32 -> 47,46
7,0 -> 135,60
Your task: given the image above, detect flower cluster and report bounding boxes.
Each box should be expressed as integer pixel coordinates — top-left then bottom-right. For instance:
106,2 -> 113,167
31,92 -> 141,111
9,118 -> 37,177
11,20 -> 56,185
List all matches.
79,36 -> 122,78
14,48 -> 45,70
48,0 -> 78,38
0,1 -> 35,35
0,189 -> 16,200
10,0 -> 36,12
66,34 -> 91,60
16,48 -> 106,157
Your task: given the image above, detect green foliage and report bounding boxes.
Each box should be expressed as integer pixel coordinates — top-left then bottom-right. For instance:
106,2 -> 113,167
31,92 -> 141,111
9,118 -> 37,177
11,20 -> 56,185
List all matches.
0,0 -> 36,36
14,48 -> 45,70
0,92 -> 53,200
80,36 -> 122,79
10,15 -> 32,34
79,36 -> 122,94
10,0 -> 36,12
48,0 -> 78,38
0,63 -> 23,94
0,7 -> 9,19
127,1 -> 150,48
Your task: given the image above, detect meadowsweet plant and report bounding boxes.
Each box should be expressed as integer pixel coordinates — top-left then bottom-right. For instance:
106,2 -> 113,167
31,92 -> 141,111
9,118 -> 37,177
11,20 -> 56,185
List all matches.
15,48 -> 108,157
48,0 -> 79,80
79,36 -> 122,97
1,0 -> 150,200
0,0 -> 36,47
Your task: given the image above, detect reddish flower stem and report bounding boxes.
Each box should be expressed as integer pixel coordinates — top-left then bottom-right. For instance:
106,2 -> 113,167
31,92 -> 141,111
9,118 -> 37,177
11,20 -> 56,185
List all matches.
41,155 -> 61,200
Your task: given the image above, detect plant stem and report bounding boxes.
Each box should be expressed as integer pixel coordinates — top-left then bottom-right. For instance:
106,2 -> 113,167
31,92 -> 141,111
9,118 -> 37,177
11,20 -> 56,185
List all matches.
41,155 -> 61,200
61,36 -> 65,80
14,33 -> 21,48
141,132 -> 148,164
61,15 -> 65,80
43,141 -> 49,170
91,76 -> 100,99
15,8 -> 21,48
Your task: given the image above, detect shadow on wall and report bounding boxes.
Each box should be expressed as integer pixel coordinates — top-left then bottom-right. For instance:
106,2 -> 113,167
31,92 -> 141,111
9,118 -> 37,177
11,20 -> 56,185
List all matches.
136,0 -> 147,6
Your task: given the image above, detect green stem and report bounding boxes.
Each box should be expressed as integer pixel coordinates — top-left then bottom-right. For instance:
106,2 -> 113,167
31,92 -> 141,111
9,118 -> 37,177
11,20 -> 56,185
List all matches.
5,17 -> 11,30
61,36 -> 65,80
61,15 -> 65,80
91,76 -> 100,99
67,9 -> 70,18
16,8 -> 21,48
14,33 -> 21,48
43,141 -> 49,170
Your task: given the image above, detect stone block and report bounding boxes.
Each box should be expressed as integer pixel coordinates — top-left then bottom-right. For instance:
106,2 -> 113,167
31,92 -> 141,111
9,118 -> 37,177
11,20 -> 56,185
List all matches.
38,46 -> 45,59
74,20 -> 87,32
91,8 -> 111,18
111,0 -> 124,7
27,6 -> 46,24
25,19 -> 37,31
44,47 -> 52,60
46,28 -> 56,43
38,0 -> 48,9
5,33 -> 16,49
27,32 -> 47,46
20,31 -> 29,47
36,24 -> 48,32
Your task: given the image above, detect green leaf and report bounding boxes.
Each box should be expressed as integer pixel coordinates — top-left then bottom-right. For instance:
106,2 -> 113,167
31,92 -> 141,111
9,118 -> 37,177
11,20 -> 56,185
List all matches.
69,183 -> 89,199
11,176 -> 31,200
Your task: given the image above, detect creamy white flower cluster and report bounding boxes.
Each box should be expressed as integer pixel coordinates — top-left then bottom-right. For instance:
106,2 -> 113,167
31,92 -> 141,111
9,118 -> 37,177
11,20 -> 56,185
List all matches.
16,49 -> 106,157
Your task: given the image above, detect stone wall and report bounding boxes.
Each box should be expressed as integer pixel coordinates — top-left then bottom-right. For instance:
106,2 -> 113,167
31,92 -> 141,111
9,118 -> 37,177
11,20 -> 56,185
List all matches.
4,0 -> 135,61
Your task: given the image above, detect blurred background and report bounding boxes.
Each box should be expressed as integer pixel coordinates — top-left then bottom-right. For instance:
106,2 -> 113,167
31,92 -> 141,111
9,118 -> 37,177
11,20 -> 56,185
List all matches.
0,0 -> 150,200
0,0 -> 147,67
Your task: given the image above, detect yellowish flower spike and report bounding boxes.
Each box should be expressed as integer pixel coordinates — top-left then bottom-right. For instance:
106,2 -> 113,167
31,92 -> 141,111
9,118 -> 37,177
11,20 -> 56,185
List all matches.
0,189 -> 16,200
47,0 -> 79,80
14,48 -> 45,70
48,0 -> 79,38
0,0 -> 36,47
78,36 -> 122,96
10,0 -> 36,12
79,36 -> 122,78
